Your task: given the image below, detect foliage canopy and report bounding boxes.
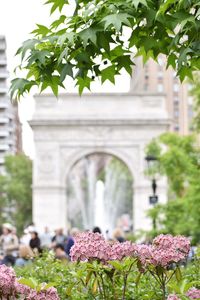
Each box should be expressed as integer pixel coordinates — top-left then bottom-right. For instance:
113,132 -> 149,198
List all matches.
146,133 -> 200,244
190,74 -> 200,131
10,0 -> 200,98
0,154 -> 32,233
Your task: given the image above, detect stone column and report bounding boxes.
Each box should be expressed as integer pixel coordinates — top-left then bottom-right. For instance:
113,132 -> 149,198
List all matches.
33,186 -> 67,232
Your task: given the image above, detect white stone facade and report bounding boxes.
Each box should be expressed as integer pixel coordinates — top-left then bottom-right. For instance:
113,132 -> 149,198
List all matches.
30,92 -> 169,232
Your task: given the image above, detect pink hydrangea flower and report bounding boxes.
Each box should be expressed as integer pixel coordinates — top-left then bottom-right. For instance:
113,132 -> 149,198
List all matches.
167,294 -> 181,300
110,241 -> 137,261
0,264 -> 60,299
135,244 -> 153,266
0,265 -> 16,295
14,281 -> 31,296
136,234 -> 190,268
44,287 -> 60,300
186,287 -> 200,299
70,232 -> 137,262
26,289 -> 38,299
26,287 -> 60,300
70,232 -> 112,262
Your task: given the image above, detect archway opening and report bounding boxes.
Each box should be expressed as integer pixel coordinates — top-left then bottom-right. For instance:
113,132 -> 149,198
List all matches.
66,153 -> 133,234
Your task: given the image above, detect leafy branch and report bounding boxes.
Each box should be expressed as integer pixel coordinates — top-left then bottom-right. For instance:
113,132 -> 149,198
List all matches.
10,0 -> 200,99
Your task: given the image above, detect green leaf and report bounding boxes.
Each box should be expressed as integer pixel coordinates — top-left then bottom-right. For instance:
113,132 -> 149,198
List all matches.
101,13 -> 133,31
40,75 -> 63,96
16,39 -> 39,61
93,64 -> 101,76
101,65 -> 116,84
79,27 -> 99,48
27,64 -> 40,80
132,0 -> 147,10
114,55 -> 134,75
173,11 -> 196,29
57,32 -> 75,47
58,48 -> 68,64
175,267 -> 182,282
45,0 -> 68,14
157,0 -> 176,15
135,272 -> 142,286
27,50 -> 51,67
136,47 -> 155,64
10,78 -> 36,100
43,282 -> 58,289
60,63 -> 73,81
92,278 -> 98,294
51,15 -> 66,29
110,45 -> 127,58
85,271 -> 93,286
66,283 -> 75,296
76,76 -> 92,94
32,24 -> 50,37
178,66 -> 193,82
97,32 -> 110,53
168,282 -> 181,294
18,278 -> 38,289
108,260 -> 123,270
76,52 -> 91,64
141,36 -> 157,53
129,30 -> 140,48
167,53 -> 177,69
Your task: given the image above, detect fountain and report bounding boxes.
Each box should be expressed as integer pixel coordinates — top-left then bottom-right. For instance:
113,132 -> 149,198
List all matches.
67,154 -> 133,233
94,180 -> 106,232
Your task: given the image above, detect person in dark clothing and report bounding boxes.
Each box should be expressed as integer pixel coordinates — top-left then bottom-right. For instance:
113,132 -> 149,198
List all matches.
92,227 -> 102,234
64,236 -> 74,256
29,232 -> 41,253
64,228 -> 79,257
113,228 -> 125,243
54,244 -> 68,262
51,228 -> 66,248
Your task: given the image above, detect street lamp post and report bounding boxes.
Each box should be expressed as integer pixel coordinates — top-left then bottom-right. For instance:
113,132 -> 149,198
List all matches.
145,155 -> 159,230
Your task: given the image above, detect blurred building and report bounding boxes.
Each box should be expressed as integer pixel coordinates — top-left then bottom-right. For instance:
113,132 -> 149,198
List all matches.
131,57 -> 193,135
0,35 -> 22,172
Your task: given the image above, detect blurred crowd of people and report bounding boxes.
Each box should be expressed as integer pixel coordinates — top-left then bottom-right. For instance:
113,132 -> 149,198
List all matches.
0,223 -> 126,267
1,223 -> 196,268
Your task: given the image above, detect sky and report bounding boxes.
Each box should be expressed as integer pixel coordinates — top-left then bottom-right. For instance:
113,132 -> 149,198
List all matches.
0,0 -> 130,158
0,0 -> 52,157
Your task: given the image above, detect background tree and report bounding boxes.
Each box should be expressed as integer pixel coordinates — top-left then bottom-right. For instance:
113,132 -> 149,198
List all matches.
190,74 -> 200,131
0,154 -> 32,234
146,133 -> 200,244
10,0 -> 200,98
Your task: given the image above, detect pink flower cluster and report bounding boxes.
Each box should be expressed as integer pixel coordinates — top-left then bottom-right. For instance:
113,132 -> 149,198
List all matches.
167,288 -> 200,300
70,232 -> 111,262
14,283 -> 59,300
167,294 -> 181,300
70,232 -> 136,262
186,287 -> 200,299
70,232 -> 190,267
15,282 -> 31,297
0,265 -> 60,300
136,234 -> 190,267
24,286 -> 59,300
110,241 -> 137,261
0,265 -> 16,296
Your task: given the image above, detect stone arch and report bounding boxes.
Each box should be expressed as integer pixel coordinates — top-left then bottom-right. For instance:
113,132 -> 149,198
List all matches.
31,92 -> 169,232
63,147 -> 136,186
